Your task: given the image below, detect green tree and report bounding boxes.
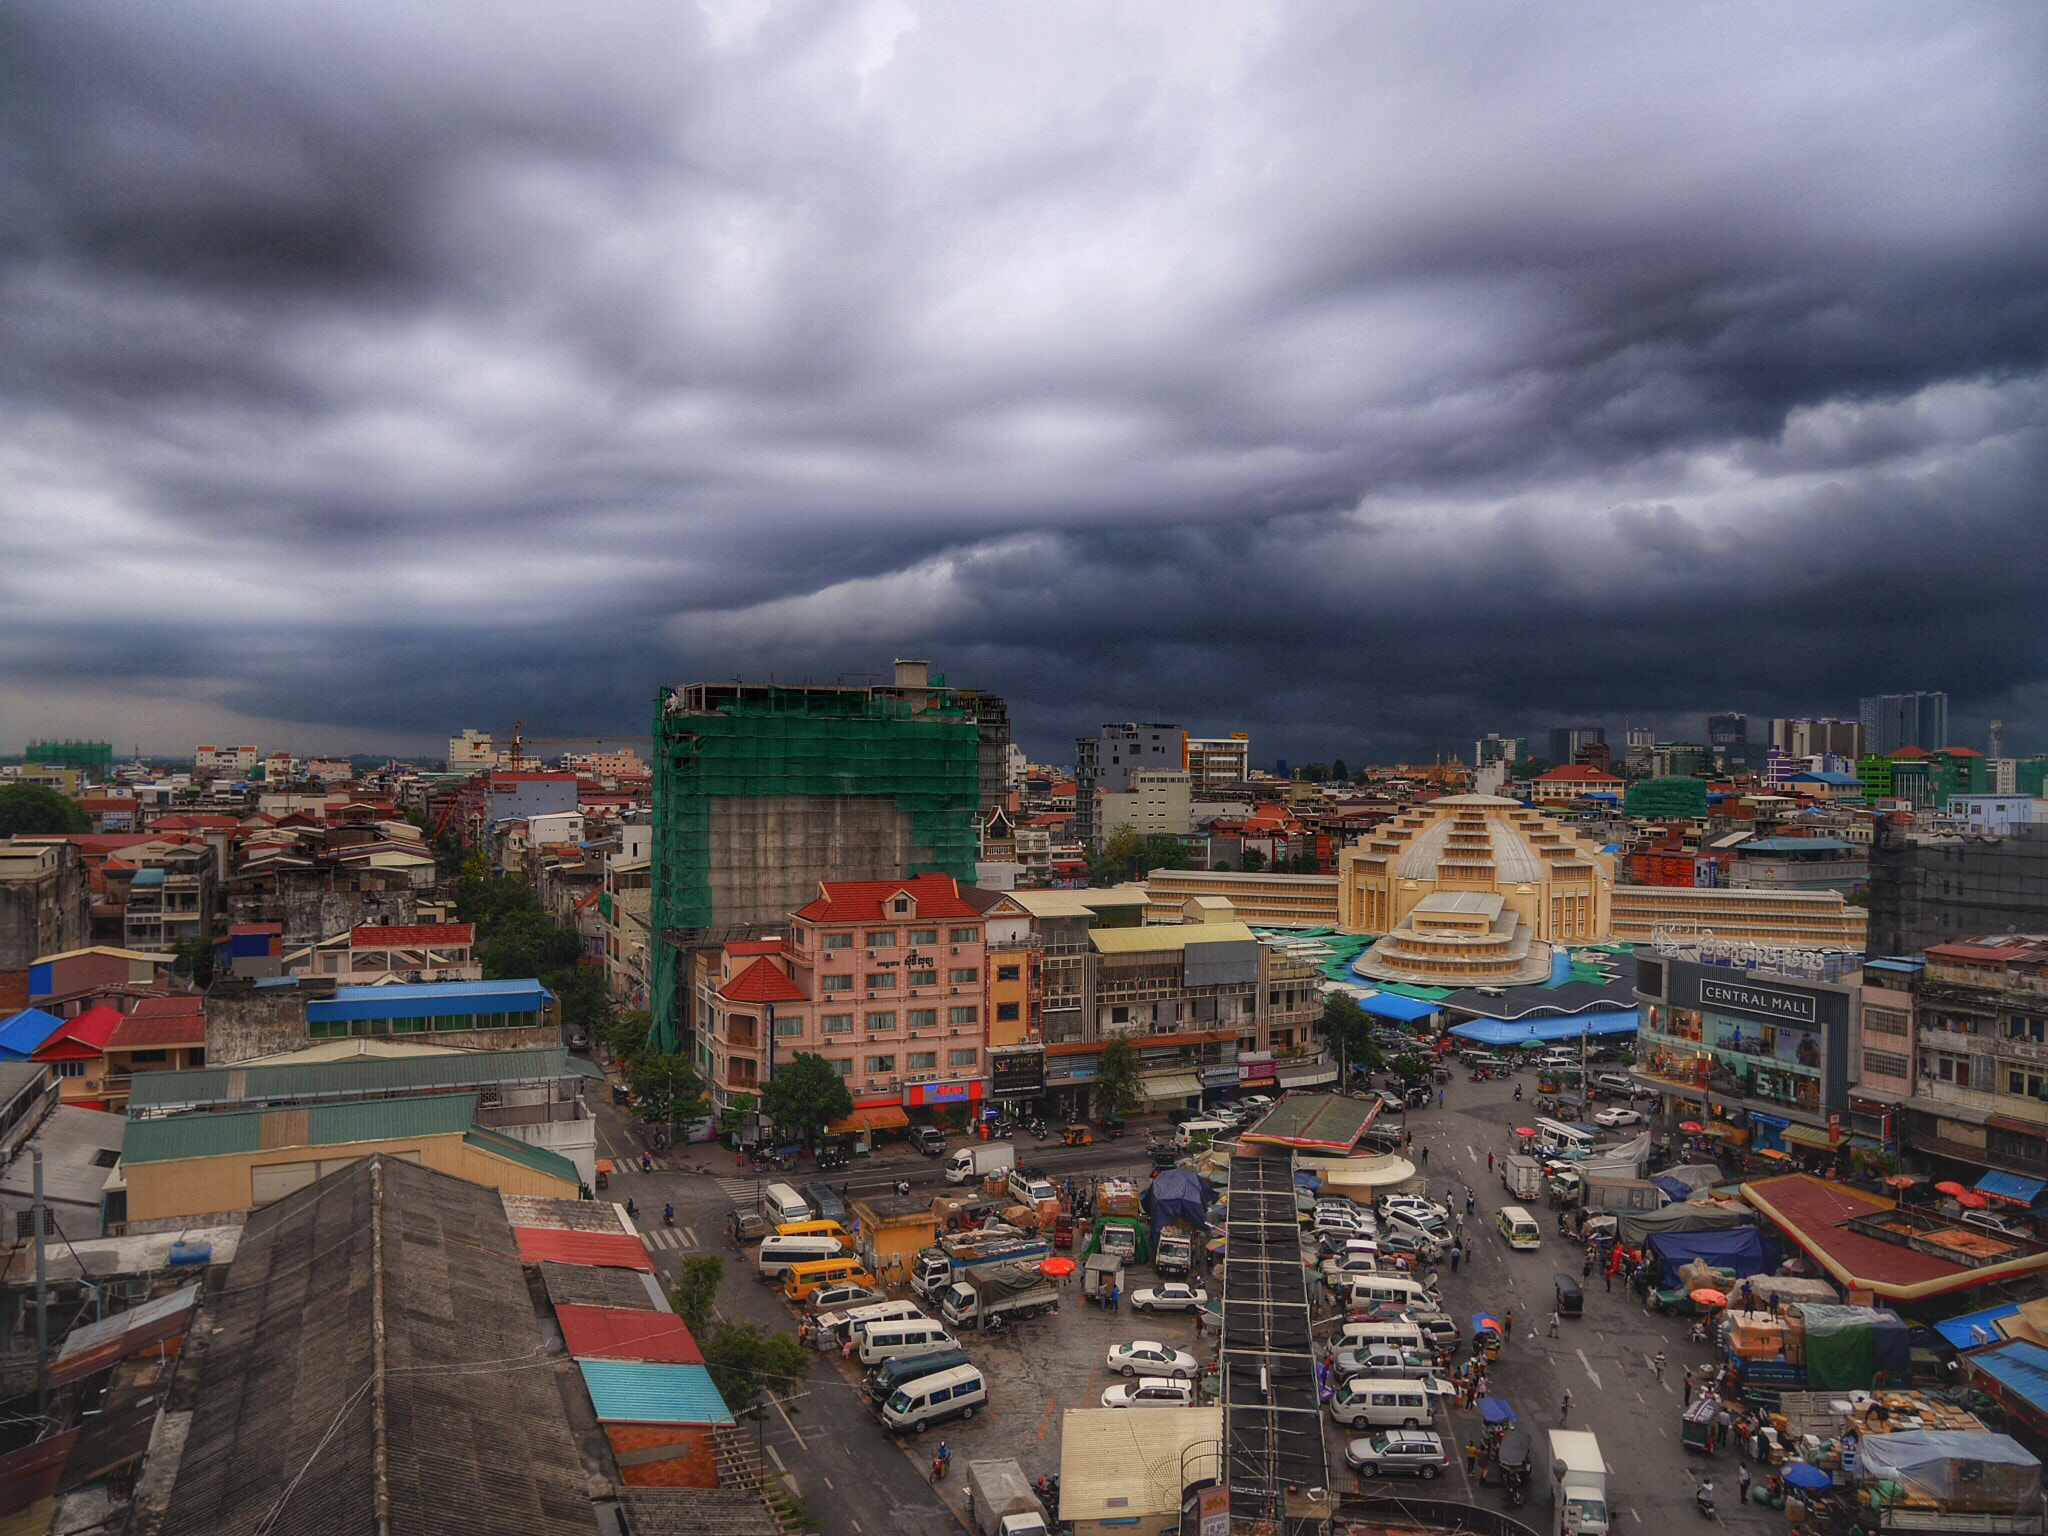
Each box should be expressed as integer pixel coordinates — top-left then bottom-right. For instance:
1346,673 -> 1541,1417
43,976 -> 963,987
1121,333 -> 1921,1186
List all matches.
609,1009 -> 653,1059
1319,995 -> 1384,1081
171,937 -> 216,988
760,1052 -> 854,1147
0,783 -> 88,837
1388,1051 -> 1430,1084
1331,758 -> 1348,782
1296,763 -> 1329,783
625,1052 -> 708,1130
1241,847 -> 1267,872
1093,1038 -> 1143,1117
672,1254 -> 724,1334
1088,828 -> 1194,886
1509,757 -> 1553,780
546,963 -> 610,1039
703,1321 -> 813,1417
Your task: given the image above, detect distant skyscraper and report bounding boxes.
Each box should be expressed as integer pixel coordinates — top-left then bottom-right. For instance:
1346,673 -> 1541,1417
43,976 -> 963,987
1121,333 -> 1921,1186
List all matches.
1548,725 -> 1605,765
1859,693 -> 1948,755
1769,718 -> 1866,760
1474,734 -> 1522,769
1706,713 -> 1748,754
1624,727 -> 1656,774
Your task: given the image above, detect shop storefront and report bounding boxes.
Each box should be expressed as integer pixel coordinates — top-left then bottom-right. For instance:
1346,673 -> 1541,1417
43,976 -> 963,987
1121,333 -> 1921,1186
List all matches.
904,1079 -> 983,1131
988,1047 -> 1046,1115
1634,957 -> 1852,1125
1239,1053 -> 1278,1089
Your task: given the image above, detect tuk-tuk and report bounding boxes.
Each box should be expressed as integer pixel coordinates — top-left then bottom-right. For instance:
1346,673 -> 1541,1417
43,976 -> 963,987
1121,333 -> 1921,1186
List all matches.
1062,1123 -> 1094,1147
1472,1313 -> 1504,1361
610,1082 -> 632,1106
1147,1141 -> 1179,1171
1096,1114 -> 1125,1139
727,1210 -> 767,1245
595,1158 -> 613,1190
1553,1273 -> 1583,1318
1495,1430 -> 1532,1505
1478,1396 -> 1517,1450
1681,1392 -> 1718,1452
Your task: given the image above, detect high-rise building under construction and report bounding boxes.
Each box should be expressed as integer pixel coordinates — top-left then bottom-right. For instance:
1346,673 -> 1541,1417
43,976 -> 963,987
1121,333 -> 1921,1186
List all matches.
647,662 -> 984,1050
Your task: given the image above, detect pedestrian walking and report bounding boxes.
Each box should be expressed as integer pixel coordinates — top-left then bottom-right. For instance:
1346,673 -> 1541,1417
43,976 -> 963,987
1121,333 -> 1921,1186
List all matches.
1449,1245 -> 1460,1275
1503,1308 -> 1514,1338
1194,1310 -> 1206,1337
1559,1390 -> 1573,1425
1653,1348 -> 1666,1380
1420,1145 -> 1429,1164
1465,1440 -> 1479,1474
1683,1369 -> 1693,1400
1111,1285 -> 1120,1315
1547,1312 -> 1560,1337
1582,1253 -> 1594,1281
1738,1465 -> 1753,1503
1604,1267 -> 1612,1293
1436,1088 -> 1444,1107
1465,1189 -> 1475,1215
1487,1151 -> 1495,1171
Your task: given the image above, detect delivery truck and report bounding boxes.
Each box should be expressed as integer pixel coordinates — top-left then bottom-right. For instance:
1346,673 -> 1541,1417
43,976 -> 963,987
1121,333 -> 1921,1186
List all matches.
1547,1429 -> 1609,1536
946,1142 -> 1018,1184
940,1264 -> 1060,1330
1155,1222 -> 1198,1280
968,1459 -> 1049,1536
911,1237 -> 1052,1302
1501,1155 -> 1545,1202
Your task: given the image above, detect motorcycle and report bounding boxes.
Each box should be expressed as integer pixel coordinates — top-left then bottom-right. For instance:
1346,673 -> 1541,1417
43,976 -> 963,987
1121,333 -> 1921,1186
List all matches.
1031,1121 -> 1047,1141
1514,1084 -> 1523,1101
1695,1483 -> 1714,1519
663,1204 -> 675,1227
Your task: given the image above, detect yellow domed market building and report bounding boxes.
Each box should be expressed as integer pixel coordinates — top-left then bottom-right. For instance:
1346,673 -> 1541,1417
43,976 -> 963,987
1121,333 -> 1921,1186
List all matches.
1337,794 -> 1615,987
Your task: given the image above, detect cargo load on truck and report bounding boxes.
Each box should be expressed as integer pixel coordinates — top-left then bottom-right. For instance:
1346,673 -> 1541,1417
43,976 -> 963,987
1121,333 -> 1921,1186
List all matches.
1085,1215 -> 1149,1265
1581,1175 -> 1667,1214
1093,1177 -> 1142,1218
912,1237 -> 1052,1302
1502,1156 -> 1545,1202
968,1459 -> 1050,1536
939,1263 -> 1059,1329
1857,1431 -> 2044,1532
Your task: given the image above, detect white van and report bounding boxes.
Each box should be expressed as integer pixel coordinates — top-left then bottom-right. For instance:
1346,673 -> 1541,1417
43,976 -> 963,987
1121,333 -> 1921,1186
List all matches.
1534,1118 -> 1595,1158
1329,1377 -> 1432,1430
759,1181 -> 812,1227
830,1299 -> 928,1343
1343,1275 -> 1434,1314
757,1234 -> 850,1280
858,1319 -> 959,1367
881,1363 -> 988,1433
1174,1119 -> 1230,1151
1497,1205 -> 1542,1251
1337,1320 -> 1427,1357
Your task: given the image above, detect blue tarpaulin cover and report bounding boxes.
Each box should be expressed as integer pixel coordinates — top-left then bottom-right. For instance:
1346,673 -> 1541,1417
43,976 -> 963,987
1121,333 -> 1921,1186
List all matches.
1143,1168 -> 1214,1249
1479,1397 -> 1516,1425
1976,1171 -> 2047,1205
1937,1303 -> 2023,1351
1356,992 -> 1439,1022
1648,1226 -> 1770,1279
1652,1176 -> 1696,1204
1446,1012 -> 1639,1046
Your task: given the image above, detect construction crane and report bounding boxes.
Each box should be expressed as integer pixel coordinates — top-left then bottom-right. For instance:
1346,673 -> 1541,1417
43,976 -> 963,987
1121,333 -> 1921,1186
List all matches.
498,721 -> 652,767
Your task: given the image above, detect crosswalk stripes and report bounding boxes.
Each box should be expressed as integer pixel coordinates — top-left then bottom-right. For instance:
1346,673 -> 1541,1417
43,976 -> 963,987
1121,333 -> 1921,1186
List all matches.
713,1177 -> 759,1206
642,1225 -> 697,1252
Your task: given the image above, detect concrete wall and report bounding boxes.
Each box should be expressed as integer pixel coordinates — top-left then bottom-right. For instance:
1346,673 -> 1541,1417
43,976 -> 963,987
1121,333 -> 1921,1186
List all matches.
0,844 -> 90,970
226,880 -> 417,948
708,795 -> 923,929
204,977 -> 329,1063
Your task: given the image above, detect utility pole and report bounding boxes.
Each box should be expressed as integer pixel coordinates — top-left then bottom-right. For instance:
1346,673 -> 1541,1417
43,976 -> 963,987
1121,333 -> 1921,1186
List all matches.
33,1151 -> 48,1414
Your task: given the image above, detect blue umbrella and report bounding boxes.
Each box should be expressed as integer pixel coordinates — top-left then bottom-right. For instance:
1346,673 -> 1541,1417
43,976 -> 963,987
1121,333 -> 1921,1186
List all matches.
1478,1397 -> 1516,1426
1783,1463 -> 1831,1491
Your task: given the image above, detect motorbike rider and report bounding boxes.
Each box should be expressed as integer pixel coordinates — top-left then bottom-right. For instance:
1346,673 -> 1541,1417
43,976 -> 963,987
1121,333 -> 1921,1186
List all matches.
1514,1083 -> 1523,1100
663,1202 -> 675,1226
625,1197 -> 638,1219
1695,1481 -> 1714,1518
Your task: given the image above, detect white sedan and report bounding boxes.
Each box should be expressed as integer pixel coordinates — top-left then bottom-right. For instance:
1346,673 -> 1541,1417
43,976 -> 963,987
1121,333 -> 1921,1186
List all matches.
1130,1283 -> 1210,1313
1593,1107 -> 1644,1128
1106,1340 -> 1198,1379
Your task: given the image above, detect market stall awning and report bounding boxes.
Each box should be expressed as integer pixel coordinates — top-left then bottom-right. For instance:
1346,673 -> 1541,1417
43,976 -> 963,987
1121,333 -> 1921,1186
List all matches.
1978,1172 -> 2048,1206
1142,1072 -> 1203,1102
829,1105 -> 909,1133
1277,1062 -> 1338,1088
1357,993 -> 1438,1023
1445,1010 -> 1639,1047
1779,1123 -> 1835,1150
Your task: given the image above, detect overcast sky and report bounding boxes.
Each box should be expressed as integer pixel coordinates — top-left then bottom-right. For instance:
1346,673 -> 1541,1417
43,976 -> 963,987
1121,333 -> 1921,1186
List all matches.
3,3 -> 2045,765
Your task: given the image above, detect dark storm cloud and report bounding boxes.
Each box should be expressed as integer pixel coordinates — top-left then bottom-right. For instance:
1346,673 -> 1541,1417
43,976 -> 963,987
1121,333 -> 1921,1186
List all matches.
2,3 -> 2046,759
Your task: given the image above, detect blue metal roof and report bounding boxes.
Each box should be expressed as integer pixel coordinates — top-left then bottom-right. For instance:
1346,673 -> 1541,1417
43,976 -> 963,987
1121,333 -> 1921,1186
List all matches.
1447,1009 -> 1641,1047
1963,1339 -> 2048,1414
1737,837 -> 1860,853
1936,1303 -> 2022,1350
307,978 -> 554,1023
130,868 -> 165,886
1977,1171 -> 2047,1205
0,1008 -> 66,1061
1356,993 -> 1438,1023
576,1360 -> 735,1425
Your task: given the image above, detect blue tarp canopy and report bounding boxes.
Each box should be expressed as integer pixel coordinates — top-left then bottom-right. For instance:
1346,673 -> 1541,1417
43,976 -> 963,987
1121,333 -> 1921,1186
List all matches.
1446,1010 -> 1640,1047
1977,1171 -> 2047,1206
1938,1304 -> 2023,1351
1479,1397 -> 1516,1425
1652,1177 -> 1696,1204
1648,1226 -> 1770,1279
1143,1168 -> 1215,1249
1356,993 -> 1439,1023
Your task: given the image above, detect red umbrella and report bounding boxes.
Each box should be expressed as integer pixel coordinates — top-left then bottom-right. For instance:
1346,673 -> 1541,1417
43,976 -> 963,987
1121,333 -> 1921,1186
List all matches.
1935,1181 -> 1969,1196
1038,1256 -> 1077,1277
1883,1174 -> 1922,1190
1955,1191 -> 1990,1209
1691,1288 -> 1729,1308
1514,1127 -> 1537,1138
1680,1121 -> 1705,1134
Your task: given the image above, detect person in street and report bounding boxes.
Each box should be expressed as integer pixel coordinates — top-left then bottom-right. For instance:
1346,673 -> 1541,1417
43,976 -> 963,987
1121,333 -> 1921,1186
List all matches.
1603,1266 -> 1612,1293
1548,1311 -> 1561,1336
1583,1252 -> 1594,1280
1465,1440 -> 1478,1474
1653,1348 -> 1666,1380
1487,1151 -> 1495,1171
1559,1390 -> 1573,1425
1683,1368 -> 1693,1400
1419,1145 -> 1428,1164
1449,1244 -> 1460,1274
1194,1310 -> 1205,1337
1738,1465 -> 1753,1503
1503,1308 -> 1513,1338
1465,1189 -> 1475,1215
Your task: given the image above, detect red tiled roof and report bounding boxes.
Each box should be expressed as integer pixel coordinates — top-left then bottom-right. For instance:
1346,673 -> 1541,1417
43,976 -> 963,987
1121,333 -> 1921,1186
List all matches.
794,873 -> 980,923
725,940 -> 786,957
719,958 -> 807,1005
106,1002 -> 207,1051
349,924 -> 475,948
511,1229 -> 655,1272
1888,746 -> 1929,759
1742,1173 -> 2048,1301
1939,746 -> 1984,757
555,1306 -> 704,1364
33,1005 -> 124,1059
1534,765 -> 1622,783
229,923 -> 284,936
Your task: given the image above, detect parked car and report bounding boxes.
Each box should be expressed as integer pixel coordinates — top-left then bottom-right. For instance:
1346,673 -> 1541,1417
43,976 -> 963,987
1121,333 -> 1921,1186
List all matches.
808,1283 -> 884,1314
1130,1283 -> 1209,1314
1379,1230 -> 1443,1264
1406,1308 -> 1459,1348
1105,1341 -> 1199,1379
910,1126 -> 948,1156
1332,1347 -> 1439,1381
1377,1194 -> 1448,1224
1100,1377 -> 1197,1409
1345,1432 -> 1449,1478
1592,1107 -> 1643,1128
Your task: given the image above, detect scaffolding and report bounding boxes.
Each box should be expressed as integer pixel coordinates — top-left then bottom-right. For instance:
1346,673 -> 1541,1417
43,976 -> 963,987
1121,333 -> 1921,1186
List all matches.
1867,824 -> 2048,957
648,683 -> 980,1051
23,740 -> 113,778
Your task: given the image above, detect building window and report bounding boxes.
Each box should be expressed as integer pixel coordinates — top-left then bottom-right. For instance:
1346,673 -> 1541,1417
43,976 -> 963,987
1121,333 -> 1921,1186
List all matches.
893,898 -> 910,914
821,975 -> 852,993
2010,1017 -> 2048,1044
866,1011 -> 896,1031
949,1006 -> 979,1026
908,929 -> 938,946
908,969 -> 938,988
950,968 -> 979,985
822,1014 -> 853,1035
1111,1006 -> 1130,1025
866,1055 -> 895,1074
52,1061 -> 85,1079
774,1016 -> 803,1038
2008,1069 -> 2048,1101
828,1058 -> 853,1077
996,1002 -> 1021,1023
997,965 -> 1021,983
823,932 -> 852,951
908,1051 -> 938,1071
949,1048 -> 978,1068
866,930 -> 898,947
1863,1049 -> 1909,1079
866,973 -> 896,991
908,1009 -> 938,1029
950,927 -> 978,944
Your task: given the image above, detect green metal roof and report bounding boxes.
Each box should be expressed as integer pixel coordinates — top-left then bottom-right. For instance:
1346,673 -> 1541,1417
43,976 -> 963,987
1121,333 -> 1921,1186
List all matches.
128,1047 -> 580,1112
463,1126 -> 580,1186
123,1093 -> 481,1165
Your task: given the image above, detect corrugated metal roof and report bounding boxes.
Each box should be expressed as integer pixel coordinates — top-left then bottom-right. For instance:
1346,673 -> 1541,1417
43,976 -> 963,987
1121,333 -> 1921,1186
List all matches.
1090,922 -> 1258,954
122,1093 -> 480,1165
307,979 -> 554,1024
576,1360 -> 734,1425
556,1306 -> 703,1364
463,1128 -> 579,1187
128,1047 -> 579,1111
513,1228 -> 653,1271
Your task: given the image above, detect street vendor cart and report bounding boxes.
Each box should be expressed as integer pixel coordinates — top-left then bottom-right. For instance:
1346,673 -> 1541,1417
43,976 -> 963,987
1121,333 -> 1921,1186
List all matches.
1472,1313 -> 1504,1361
1681,1391 -> 1718,1453
1478,1396 -> 1517,1453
